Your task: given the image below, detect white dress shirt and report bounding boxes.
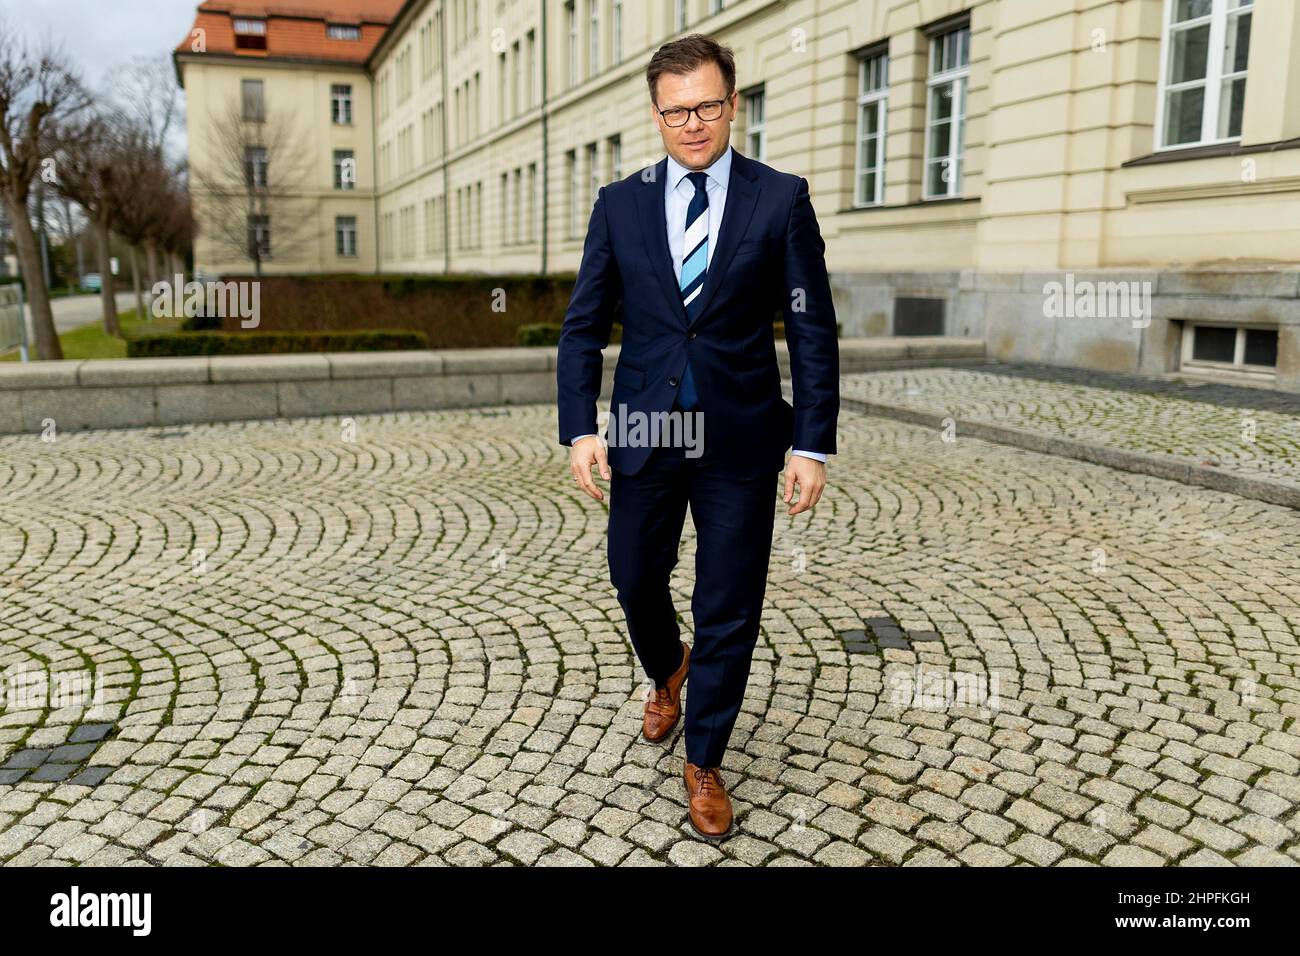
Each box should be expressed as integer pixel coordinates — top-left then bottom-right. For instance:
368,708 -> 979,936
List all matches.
572,145 -> 827,464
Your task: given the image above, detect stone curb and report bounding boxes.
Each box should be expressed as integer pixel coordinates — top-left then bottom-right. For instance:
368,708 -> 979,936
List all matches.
0,337 -> 986,435
842,395 -> 1300,511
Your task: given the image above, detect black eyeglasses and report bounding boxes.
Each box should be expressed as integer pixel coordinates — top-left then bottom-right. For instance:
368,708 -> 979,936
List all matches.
657,98 -> 728,127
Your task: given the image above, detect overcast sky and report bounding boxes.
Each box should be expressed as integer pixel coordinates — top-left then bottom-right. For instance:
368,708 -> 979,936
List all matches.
1,0 -> 198,152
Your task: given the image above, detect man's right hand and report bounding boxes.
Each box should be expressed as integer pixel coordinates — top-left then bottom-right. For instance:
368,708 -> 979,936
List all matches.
570,435 -> 611,501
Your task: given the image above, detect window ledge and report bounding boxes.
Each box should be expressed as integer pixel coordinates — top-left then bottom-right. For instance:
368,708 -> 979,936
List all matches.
1124,136 -> 1300,168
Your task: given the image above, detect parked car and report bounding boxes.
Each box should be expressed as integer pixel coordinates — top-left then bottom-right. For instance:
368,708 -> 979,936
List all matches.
80,273 -> 102,293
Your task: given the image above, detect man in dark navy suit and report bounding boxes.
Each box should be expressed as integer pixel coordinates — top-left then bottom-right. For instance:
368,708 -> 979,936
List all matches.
556,33 -> 839,840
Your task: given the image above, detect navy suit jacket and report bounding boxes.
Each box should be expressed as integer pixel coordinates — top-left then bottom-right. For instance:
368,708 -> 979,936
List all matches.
556,147 -> 839,478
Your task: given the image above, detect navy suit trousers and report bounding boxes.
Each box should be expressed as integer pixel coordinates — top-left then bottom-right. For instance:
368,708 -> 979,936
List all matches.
607,407 -> 780,768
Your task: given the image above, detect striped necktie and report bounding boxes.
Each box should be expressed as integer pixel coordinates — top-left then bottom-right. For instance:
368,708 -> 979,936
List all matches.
676,170 -> 709,411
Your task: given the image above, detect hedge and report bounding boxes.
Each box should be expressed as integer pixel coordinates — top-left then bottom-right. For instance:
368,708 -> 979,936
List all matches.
126,329 -> 429,357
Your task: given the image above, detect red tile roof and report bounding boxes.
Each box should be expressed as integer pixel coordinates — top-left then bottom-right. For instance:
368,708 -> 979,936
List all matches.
176,0 -> 406,64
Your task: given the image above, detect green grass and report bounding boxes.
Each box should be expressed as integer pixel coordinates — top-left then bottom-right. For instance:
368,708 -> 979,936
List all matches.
1,307 -> 184,361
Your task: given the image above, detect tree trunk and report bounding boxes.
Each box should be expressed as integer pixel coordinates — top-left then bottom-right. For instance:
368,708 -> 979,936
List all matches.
144,242 -> 160,311
95,215 -> 119,337
5,193 -> 61,360
130,246 -> 144,324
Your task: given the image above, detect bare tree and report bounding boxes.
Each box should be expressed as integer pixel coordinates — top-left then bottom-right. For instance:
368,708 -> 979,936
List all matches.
191,96 -> 316,279
109,122 -> 161,320
0,26 -> 88,359
52,109 -> 122,335
110,56 -> 183,162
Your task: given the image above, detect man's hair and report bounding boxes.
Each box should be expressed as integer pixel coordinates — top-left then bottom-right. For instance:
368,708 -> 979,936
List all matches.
645,33 -> 736,106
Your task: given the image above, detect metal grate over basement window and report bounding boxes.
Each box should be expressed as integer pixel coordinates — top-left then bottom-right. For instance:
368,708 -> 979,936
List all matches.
893,296 -> 946,336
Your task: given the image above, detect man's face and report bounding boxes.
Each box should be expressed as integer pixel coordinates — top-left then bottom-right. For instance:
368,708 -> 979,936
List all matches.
651,62 -> 736,170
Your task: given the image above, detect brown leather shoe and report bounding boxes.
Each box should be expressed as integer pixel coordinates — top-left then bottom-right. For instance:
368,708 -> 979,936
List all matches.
642,641 -> 690,743
683,762 -> 733,840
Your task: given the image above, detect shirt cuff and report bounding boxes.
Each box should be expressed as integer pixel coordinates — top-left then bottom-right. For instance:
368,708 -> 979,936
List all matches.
792,449 -> 828,463
570,434 -> 599,445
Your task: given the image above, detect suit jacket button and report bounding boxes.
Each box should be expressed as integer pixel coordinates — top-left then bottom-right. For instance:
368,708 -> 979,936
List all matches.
668,377 -> 678,386
688,332 -> 697,339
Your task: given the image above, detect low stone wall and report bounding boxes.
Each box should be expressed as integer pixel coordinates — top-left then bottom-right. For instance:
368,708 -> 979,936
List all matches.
832,269 -> 1300,392
0,336 -> 986,434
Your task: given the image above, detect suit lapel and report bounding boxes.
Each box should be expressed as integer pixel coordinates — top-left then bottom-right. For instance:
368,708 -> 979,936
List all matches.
634,147 -> 762,329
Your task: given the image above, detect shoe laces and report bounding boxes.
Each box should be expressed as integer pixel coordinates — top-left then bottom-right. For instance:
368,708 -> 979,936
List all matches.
692,766 -> 722,794
647,684 -> 674,714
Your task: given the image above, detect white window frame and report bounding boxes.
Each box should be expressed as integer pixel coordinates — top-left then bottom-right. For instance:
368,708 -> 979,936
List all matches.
1181,323 -> 1277,375
855,51 -> 889,207
589,0 -> 600,78
245,146 -> 269,188
613,0 -> 623,66
335,216 -> 358,258
1153,0 -> 1254,151
745,88 -> 766,162
327,24 -> 360,41
330,83 -> 352,125
566,2 -> 577,88
923,23 -> 970,200
233,18 -> 266,35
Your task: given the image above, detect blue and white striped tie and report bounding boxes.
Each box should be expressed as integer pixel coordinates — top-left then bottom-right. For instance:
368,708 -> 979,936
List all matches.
676,171 -> 709,411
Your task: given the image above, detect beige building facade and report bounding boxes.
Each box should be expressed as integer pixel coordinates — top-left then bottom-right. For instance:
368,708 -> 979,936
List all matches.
184,0 -> 1300,390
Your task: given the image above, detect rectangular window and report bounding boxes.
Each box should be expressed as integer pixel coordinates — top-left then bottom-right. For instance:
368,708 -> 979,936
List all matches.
513,168 -> 522,244
247,214 -> 271,258
336,216 -> 358,257
586,142 -> 599,207
244,146 -> 268,188
1157,0 -> 1253,148
527,163 -> 538,242
745,88 -> 766,162
589,0 -> 599,77
526,30 -> 536,106
333,150 -> 355,190
566,2 -> 577,87
609,134 -> 622,181
855,51 -> 889,206
241,79 -> 265,121
331,84 -> 352,125
613,0 -> 623,65
234,18 -> 267,51
924,22 -> 970,199
501,171 -> 510,245
566,149 -> 578,238
1185,324 -> 1277,369
675,0 -> 687,32
327,24 -> 360,41
401,206 -> 415,258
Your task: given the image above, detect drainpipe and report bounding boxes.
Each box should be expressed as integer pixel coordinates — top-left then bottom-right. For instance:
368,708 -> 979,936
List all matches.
371,69 -> 381,273
439,7 -> 451,274
539,0 -> 549,277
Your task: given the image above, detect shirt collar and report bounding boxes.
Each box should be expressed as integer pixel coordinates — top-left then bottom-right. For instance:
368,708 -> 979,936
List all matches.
666,143 -> 733,194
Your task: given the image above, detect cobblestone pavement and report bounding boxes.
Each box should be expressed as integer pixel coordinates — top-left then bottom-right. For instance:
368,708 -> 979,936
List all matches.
1,404 -> 1299,867
841,366 -> 1300,486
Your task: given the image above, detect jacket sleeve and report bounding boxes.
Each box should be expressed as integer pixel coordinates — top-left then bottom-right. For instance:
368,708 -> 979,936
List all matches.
556,185 -> 622,445
782,176 -> 839,455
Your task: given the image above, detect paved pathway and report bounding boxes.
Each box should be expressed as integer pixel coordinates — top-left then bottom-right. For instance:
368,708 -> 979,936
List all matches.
841,366 -> 1300,487
1,404 -> 1298,866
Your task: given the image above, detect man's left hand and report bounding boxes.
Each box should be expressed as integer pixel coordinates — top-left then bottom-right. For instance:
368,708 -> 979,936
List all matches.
783,456 -> 826,516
